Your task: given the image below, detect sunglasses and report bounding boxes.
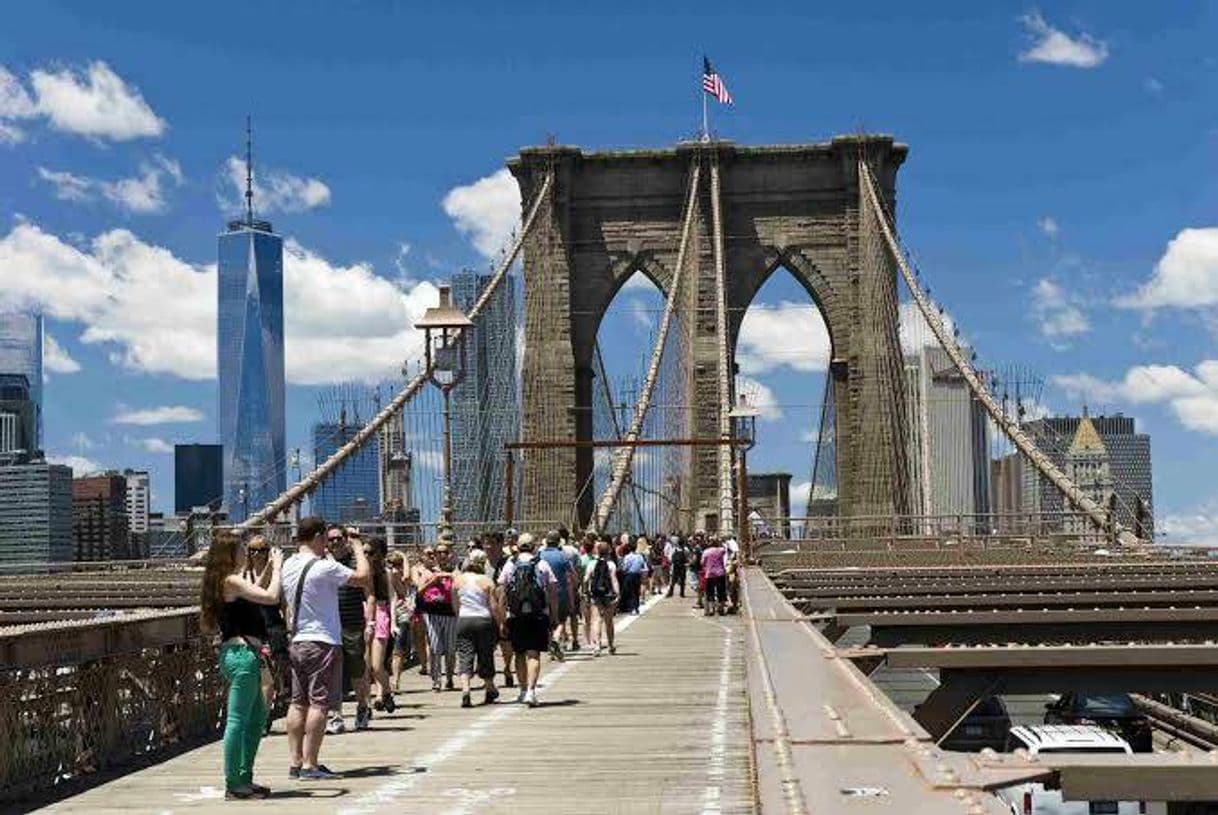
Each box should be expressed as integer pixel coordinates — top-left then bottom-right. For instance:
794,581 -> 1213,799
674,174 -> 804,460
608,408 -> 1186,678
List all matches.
326,535 -> 344,542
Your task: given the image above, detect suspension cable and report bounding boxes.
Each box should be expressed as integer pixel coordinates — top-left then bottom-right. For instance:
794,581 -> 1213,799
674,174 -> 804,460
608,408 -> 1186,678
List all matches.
239,171 -> 554,530
592,159 -> 702,532
857,161 -> 1137,545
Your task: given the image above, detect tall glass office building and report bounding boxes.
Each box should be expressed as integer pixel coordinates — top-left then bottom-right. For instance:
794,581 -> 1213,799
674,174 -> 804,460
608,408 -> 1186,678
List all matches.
310,421 -> 380,523
0,311 -> 43,449
217,216 -> 285,522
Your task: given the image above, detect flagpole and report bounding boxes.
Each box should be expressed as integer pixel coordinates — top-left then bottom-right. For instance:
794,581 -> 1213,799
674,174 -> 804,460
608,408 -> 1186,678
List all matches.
701,90 -> 709,142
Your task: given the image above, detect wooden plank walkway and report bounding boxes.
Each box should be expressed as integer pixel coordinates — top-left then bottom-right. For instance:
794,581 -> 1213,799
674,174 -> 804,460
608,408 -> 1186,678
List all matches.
36,594 -> 753,815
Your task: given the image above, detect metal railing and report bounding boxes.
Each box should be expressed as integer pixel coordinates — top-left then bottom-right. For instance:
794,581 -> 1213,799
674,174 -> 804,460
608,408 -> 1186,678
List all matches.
0,608 -> 219,803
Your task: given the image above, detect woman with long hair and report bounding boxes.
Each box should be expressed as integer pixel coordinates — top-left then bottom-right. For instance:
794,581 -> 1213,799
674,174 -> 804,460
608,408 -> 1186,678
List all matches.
584,540 -> 620,656
363,537 -> 397,712
386,550 -> 413,691
200,530 -> 283,800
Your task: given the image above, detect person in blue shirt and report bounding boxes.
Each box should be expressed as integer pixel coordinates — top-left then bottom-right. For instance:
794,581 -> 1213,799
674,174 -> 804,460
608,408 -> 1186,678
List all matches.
619,539 -> 651,614
538,530 -> 578,661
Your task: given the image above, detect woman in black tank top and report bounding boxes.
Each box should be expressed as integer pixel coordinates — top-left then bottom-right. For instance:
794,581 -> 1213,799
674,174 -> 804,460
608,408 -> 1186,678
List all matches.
200,531 -> 283,800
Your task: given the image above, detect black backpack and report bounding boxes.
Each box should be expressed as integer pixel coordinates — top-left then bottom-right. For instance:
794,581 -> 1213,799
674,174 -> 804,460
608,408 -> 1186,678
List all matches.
589,558 -> 614,601
671,545 -> 688,568
507,557 -> 548,617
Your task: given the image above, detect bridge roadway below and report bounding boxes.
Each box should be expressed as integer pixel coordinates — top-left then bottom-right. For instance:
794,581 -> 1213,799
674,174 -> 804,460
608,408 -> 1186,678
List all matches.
32,593 -> 754,815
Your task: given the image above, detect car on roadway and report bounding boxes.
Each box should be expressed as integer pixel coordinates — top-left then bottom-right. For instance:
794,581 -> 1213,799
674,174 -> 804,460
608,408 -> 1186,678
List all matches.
941,695 -> 1011,753
1043,693 -> 1153,753
997,725 -> 1143,815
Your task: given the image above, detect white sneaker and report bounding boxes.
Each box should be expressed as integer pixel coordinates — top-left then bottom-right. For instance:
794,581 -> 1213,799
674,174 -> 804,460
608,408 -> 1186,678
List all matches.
325,716 -> 346,735
524,689 -> 538,708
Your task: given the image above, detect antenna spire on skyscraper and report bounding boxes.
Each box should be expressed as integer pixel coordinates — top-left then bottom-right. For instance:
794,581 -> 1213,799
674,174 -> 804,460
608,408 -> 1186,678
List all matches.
245,115 -> 254,225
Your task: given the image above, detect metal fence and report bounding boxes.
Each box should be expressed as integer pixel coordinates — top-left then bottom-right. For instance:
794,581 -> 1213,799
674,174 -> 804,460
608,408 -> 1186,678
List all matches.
0,609 -> 219,804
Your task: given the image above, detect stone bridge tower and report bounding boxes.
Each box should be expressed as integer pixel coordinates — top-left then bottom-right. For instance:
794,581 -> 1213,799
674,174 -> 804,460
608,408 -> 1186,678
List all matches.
510,135 -> 911,531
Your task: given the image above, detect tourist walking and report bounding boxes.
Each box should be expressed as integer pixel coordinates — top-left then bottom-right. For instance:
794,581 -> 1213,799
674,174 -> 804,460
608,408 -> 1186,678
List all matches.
667,536 -> 689,598
281,517 -> 370,781
539,529 -> 577,660
386,551 -> 414,691
364,538 -> 397,713
498,533 -> 557,707
326,527 -> 373,733
410,546 -> 437,677
486,531 -> 516,688
451,549 -> 502,707
584,539 -> 620,656
619,540 -> 649,614
201,531 -> 284,799
701,536 -> 728,616
418,543 -> 458,692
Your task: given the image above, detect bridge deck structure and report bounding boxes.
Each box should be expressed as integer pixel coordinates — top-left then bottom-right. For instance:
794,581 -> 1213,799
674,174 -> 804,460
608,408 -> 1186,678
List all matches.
26,594 -> 753,815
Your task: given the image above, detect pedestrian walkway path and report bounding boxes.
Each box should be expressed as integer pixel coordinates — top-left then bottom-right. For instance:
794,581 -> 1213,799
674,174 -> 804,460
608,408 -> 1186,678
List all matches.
37,594 -> 753,815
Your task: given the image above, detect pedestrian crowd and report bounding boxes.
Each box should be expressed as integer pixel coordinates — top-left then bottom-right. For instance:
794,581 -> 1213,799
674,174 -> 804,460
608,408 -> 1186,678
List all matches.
199,519 -> 742,799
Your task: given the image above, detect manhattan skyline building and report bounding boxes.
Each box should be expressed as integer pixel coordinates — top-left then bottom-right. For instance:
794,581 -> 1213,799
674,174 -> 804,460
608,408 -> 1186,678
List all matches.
0,461 -> 73,565
903,346 -> 990,525
216,127 -> 286,523
174,443 -> 224,513
310,420 -> 380,523
0,373 -> 37,461
449,271 -> 518,525
0,311 -> 43,449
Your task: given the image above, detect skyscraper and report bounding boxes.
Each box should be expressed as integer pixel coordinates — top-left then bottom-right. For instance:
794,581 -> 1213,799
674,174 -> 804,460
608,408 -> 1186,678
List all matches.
73,473 -> 131,561
1022,413 -> 1153,538
449,271 -> 518,525
0,461 -> 73,564
174,443 -> 224,513
217,125 -> 285,522
0,311 -> 43,449
125,469 -> 151,534
903,346 -> 990,524
0,373 -> 37,460
311,421 -> 380,523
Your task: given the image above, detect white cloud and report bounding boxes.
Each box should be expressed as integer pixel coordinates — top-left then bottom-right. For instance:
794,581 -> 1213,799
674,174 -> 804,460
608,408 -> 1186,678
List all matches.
221,156 -> 331,215
1144,77 -> 1165,95
1018,11 -> 1109,69
27,61 -> 165,140
737,301 -> 830,375
629,298 -> 654,331
129,436 -> 174,454
0,221 -> 439,385
1038,216 -> 1059,238
68,431 -> 95,451
47,454 -> 102,476
37,154 -> 183,213
1032,278 -> 1090,343
0,122 -> 24,145
43,332 -> 81,374
113,405 -> 204,425
736,375 -> 782,421
1052,361 -> 1218,435
1117,227 -> 1218,311
1159,500 -> 1218,546
899,301 -> 956,354
442,168 -> 520,259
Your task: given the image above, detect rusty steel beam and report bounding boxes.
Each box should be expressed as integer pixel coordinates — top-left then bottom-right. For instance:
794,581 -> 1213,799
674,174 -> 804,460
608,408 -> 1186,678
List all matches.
791,589 -> 1218,612
858,643 -> 1218,671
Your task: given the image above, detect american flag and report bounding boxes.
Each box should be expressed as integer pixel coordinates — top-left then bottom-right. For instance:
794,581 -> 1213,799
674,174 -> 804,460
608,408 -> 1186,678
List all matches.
702,57 -> 732,105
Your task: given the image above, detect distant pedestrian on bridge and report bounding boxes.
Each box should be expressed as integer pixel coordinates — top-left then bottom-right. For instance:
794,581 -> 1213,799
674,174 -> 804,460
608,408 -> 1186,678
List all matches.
281,517 -> 370,782
667,536 -> 689,598
201,530 -> 284,799
701,536 -> 728,617
326,527 -> 374,732
620,539 -> 650,614
486,531 -> 516,689
418,542 -> 458,692
540,529 -> 577,660
584,539 -> 620,656
498,532 -> 558,707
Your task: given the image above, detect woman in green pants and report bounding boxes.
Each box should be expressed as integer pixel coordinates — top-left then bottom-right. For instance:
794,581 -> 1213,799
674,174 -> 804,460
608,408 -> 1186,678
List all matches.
201,531 -> 284,799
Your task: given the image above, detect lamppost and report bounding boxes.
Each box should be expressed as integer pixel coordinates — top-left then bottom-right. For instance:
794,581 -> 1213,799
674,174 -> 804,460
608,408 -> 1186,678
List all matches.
414,284 -> 473,544
729,396 -> 759,560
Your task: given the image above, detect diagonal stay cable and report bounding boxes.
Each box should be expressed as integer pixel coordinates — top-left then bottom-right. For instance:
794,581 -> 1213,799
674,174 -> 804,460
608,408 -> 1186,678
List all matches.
857,161 -> 1136,545
592,160 -> 702,532
239,171 -> 554,530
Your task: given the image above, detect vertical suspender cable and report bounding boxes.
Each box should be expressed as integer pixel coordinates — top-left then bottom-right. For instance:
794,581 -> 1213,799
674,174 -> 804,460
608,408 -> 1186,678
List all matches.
709,157 -> 736,535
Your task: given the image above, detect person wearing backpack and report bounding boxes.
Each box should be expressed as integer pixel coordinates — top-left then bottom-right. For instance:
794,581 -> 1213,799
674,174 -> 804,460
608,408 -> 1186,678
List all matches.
667,537 -> 689,598
539,529 -> 577,661
418,542 -> 458,692
496,533 -> 557,707
583,539 -> 620,656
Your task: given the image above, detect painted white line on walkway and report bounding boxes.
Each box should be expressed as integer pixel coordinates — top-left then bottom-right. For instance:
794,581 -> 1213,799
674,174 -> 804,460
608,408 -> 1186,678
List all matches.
337,595 -> 662,815
701,632 -> 732,815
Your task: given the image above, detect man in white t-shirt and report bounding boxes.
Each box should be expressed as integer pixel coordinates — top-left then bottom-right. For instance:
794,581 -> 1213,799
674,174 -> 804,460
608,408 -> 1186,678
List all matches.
280,516 -> 369,780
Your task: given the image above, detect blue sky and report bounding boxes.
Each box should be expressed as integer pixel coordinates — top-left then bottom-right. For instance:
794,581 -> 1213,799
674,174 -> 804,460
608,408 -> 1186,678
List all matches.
2,2 -> 1218,539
